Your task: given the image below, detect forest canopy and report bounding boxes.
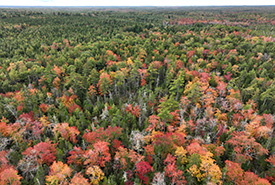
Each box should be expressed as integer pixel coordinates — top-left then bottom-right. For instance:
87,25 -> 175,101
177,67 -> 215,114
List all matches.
0,6 -> 275,185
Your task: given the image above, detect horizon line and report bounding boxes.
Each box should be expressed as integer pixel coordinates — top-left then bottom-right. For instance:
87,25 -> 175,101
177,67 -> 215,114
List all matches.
1,5 -> 275,7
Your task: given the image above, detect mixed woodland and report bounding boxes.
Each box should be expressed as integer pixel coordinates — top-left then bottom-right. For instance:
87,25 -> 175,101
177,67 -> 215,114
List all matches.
0,6 -> 275,184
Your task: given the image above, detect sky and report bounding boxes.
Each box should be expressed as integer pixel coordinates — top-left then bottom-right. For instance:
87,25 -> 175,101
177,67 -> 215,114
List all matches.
0,0 -> 274,6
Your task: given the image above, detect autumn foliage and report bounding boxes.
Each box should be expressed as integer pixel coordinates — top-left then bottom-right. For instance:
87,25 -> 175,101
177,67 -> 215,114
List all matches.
0,7 -> 274,185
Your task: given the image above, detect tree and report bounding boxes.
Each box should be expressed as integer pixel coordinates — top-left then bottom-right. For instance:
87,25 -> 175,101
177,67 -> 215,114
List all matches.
226,131 -> 268,163
53,123 -> 80,143
164,154 -> 187,184
46,161 -> 72,185
69,173 -> 89,185
169,70 -> 185,100
21,141 -> 57,166
157,95 -> 179,125
97,72 -> 112,100
83,141 -> 111,167
135,161 -> 153,184
85,166 -> 104,185
0,167 -> 22,185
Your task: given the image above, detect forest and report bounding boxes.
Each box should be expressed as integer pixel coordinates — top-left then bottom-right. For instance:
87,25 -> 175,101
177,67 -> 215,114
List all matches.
0,6 -> 275,184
